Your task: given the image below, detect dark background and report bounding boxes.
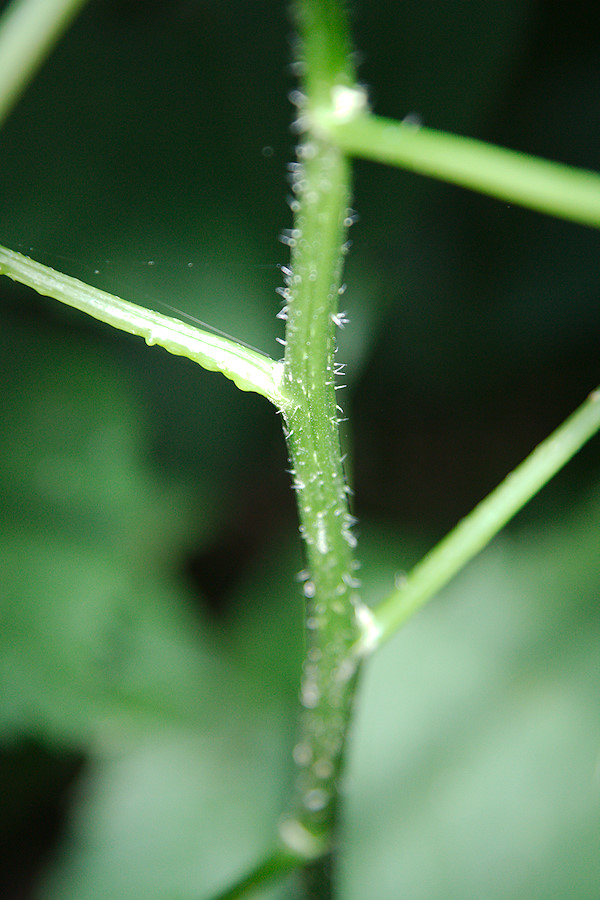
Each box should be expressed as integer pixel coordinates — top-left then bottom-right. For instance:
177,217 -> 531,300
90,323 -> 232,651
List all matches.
1,1 -> 599,897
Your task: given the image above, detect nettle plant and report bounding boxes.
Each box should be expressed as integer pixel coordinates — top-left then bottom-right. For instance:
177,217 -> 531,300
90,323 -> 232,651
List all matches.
1,0 -> 600,897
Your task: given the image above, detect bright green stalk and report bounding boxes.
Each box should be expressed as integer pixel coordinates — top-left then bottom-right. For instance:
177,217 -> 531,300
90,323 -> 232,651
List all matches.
0,245 -> 284,405
0,0 -> 89,128
367,387 -> 600,650
316,112 -> 600,229
277,0 -> 374,869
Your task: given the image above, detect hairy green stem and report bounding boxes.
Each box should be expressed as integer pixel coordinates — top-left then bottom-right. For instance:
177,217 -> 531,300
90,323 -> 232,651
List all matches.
276,0 -> 373,872
317,113 -> 600,229
278,134 -> 360,856
368,387 -> 600,648
0,245 -> 284,405
0,0 -> 89,127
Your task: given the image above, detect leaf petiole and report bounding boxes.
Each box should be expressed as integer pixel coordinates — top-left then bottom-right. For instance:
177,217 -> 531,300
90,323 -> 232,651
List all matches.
0,244 -> 285,407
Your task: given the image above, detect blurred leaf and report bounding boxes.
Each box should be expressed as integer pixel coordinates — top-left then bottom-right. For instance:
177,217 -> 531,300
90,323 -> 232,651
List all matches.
341,487 -> 600,898
225,532 -> 305,702
0,321 -> 233,746
0,321 -> 298,898
36,724 -> 293,900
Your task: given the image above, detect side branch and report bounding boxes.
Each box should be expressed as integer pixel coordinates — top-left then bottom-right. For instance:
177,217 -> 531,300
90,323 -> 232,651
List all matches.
367,388 -> 600,650
0,0 -> 89,127
0,245 -> 284,406
317,112 -> 600,229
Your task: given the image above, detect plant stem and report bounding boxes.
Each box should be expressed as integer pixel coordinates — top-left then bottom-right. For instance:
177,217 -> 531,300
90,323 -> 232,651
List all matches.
368,387 -> 600,649
279,131 -> 359,852
0,0 -> 89,128
0,244 -> 284,405
316,113 -> 600,229
277,0 -> 372,871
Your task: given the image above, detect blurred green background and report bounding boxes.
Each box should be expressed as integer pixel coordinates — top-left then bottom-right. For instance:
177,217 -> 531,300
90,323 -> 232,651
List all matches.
0,0 -> 599,897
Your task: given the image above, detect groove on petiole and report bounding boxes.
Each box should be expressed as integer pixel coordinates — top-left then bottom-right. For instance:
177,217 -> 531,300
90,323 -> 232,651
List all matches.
0,244 -> 287,408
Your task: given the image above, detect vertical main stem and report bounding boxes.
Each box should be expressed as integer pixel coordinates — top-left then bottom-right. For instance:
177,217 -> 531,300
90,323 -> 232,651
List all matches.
281,136 -> 359,849
278,0 -> 366,869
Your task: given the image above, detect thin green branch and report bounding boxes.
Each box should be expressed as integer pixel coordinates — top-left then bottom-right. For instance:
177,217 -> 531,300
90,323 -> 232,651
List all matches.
0,244 -> 284,406
364,388 -> 600,651
0,0 -> 89,128
316,112 -> 600,229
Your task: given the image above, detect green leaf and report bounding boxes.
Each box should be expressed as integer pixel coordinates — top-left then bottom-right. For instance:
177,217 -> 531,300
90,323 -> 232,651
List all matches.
37,728 -> 294,900
0,323 -> 299,897
0,325 -> 229,746
341,495 -> 600,898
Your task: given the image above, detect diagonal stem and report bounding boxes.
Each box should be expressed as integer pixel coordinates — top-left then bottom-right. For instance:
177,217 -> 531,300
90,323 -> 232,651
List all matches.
367,387 -> 600,650
0,244 -> 284,405
0,0 -> 89,128
316,112 -> 600,229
